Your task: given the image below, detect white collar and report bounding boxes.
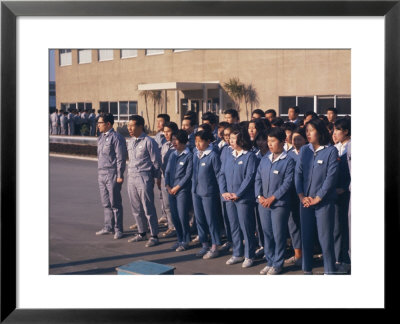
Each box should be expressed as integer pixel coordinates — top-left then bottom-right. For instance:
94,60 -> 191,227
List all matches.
176,148 -> 189,156
104,128 -> 113,136
308,143 -> 327,153
198,144 -> 213,159
335,140 -> 350,156
268,151 -> 287,163
218,141 -> 227,149
232,149 -> 248,158
284,143 -> 293,151
293,148 -> 300,155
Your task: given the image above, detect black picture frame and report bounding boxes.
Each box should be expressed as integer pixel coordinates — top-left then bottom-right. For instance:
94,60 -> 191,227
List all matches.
1,0 -> 398,322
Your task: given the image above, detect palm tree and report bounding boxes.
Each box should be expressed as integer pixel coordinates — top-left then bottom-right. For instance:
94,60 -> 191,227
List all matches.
139,90 -> 151,131
244,84 -> 260,121
150,90 -> 162,132
224,77 -> 244,114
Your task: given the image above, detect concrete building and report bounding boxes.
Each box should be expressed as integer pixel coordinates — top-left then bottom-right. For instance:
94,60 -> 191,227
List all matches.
54,49 -> 350,131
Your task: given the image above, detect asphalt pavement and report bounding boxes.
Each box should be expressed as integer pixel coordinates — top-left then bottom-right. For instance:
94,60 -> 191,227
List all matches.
49,155 -> 324,275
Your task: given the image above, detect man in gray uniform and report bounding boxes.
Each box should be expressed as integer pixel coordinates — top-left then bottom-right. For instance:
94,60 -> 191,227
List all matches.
60,110 -> 69,135
50,109 -> 59,135
126,115 -> 162,247
67,109 -> 75,135
96,113 -> 127,240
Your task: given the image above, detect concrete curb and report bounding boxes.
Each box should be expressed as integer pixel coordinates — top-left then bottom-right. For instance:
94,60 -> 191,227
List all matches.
50,153 -> 98,161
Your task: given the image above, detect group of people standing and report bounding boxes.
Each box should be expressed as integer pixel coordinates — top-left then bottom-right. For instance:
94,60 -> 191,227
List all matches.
95,105 -> 351,275
49,108 -> 99,136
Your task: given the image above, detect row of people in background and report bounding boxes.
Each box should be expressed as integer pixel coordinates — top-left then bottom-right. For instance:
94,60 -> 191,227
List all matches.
49,109 -> 100,136
96,106 -> 351,275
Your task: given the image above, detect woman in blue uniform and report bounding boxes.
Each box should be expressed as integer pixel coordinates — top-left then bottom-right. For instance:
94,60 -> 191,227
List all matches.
295,118 -> 339,274
218,126 -> 258,268
192,130 -> 222,259
333,118 -> 351,273
255,127 -> 295,275
165,130 -> 193,252
285,127 -> 307,267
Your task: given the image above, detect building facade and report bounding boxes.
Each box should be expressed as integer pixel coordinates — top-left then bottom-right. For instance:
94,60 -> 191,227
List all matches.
55,49 -> 351,130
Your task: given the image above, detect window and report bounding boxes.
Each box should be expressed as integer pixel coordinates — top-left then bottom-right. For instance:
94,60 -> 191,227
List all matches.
145,49 -> 164,56
279,95 -> 351,117
99,101 -> 138,121
78,102 -> 85,111
317,96 -> 335,114
173,49 -> 191,53
121,49 -> 138,59
335,96 -> 351,115
279,96 -> 296,116
59,49 -> 72,66
98,49 -> 114,61
78,49 -> 92,64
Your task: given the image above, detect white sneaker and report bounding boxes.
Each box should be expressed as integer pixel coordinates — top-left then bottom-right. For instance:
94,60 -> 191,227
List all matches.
267,267 -> 282,275
226,256 -> 244,265
113,232 -> 123,240
242,258 -> 254,268
260,265 -> 272,275
127,234 -> 146,243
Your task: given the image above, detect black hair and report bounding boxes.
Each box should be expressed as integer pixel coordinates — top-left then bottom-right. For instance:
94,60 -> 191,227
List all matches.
101,113 -> 115,126
268,127 -> 287,143
259,118 -> 272,132
254,129 -> 269,147
201,112 -> 218,125
128,114 -> 144,127
327,107 -> 338,115
194,130 -> 214,142
183,111 -> 197,124
282,122 -> 296,132
306,118 -> 331,145
248,119 -> 266,145
164,121 -> 178,134
231,126 -> 253,151
224,109 -> 239,120
157,114 -> 170,123
334,117 -> 351,136
318,114 -> 329,126
173,129 -> 189,144
252,109 -> 265,118
182,116 -> 195,127
288,106 -> 300,114
271,117 -> 284,127
304,111 -> 318,119
292,126 -> 308,142
218,121 -> 230,129
264,109 -> 277,117
198,123 -> 212,133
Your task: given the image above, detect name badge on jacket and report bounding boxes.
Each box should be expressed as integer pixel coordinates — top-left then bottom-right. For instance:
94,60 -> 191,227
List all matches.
179,161 -> 184,165
273,170 -> 279,174
238,161 -> 243,165
317,160 -> 323,164
201,162 -> 206,166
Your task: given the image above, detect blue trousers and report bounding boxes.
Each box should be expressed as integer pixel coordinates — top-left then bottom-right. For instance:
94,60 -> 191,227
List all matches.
300,202 -> 336,274
220,197 -> 232,243
254,204 -> 264,248
169,190 -> 191,244
192,193 -> 221,245
258,205 -> 289,269
98,169 -> 123,233
225,201 -> 257,259
334,191 -> 351,264
288,196 -> 302,250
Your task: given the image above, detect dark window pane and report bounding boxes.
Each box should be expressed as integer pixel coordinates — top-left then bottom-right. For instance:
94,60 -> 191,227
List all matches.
119,115 -> 129,121
298,97 -> 314,115
279,96 -> 296,115
120,101 -> 128,115
336,98 -> 351,115
129,101 -> 137,115
85,103 -> 92,110
70,103 -> 76,111
317,97 -> 334,114
78,102 -> 85,111
110,102 -> 118,115
100,102 -> 108,113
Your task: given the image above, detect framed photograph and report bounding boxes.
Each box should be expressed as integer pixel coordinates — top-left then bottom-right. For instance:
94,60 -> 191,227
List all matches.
1,0 -> 398,321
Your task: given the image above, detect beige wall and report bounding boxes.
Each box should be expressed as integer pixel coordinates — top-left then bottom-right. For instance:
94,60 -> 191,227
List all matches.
55,49 -> 350,128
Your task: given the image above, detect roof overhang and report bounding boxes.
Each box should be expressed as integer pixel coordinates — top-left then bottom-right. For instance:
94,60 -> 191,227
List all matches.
138,81 -> 220,91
